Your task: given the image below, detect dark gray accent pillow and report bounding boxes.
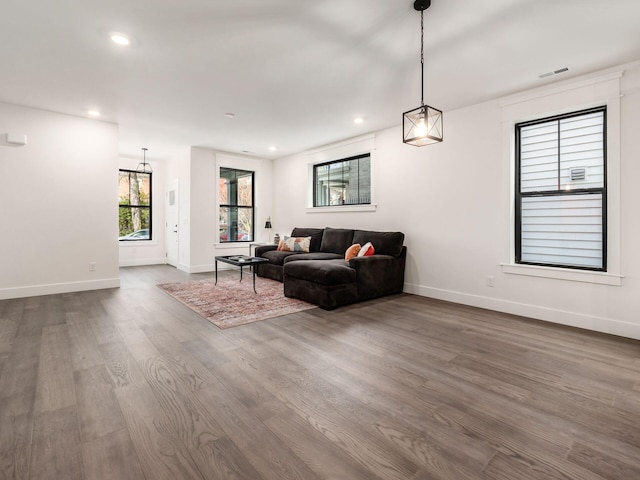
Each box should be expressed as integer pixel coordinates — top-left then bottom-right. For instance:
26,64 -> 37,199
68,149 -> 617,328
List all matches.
353,230 -> 404,257
320,228 -> 355,254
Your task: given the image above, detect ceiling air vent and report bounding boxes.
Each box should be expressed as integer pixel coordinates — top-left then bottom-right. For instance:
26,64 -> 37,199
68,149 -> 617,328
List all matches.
570,167 -> 586,182
538,67 -> 570,79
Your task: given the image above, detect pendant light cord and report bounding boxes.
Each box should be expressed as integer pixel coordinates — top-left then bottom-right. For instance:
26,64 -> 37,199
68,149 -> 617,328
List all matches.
137,147 -> 152,173
420,9 -> 424,107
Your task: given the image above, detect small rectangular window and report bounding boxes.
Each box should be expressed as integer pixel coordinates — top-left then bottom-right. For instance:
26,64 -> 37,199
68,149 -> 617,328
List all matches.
313,154 -> 371,207
119,170 -> 152,241
515,107 -> 606,270
219,167 -> 254,242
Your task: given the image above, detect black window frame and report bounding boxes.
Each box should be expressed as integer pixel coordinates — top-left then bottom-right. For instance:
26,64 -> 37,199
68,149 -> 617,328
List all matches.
515,106 -> 607,271
219,167 -> 255,243
312,153 -> 371,207
118,169 -> 152,241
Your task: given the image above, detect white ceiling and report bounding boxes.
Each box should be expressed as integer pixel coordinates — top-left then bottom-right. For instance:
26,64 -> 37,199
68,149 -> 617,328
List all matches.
1,0 -> 639,161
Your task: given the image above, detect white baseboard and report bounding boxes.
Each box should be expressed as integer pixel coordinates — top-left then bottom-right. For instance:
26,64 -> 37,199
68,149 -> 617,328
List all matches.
404,282 -> 640,341
189,264 -> 216,274
177,263 -> 216,274
0,278 -> 121,300
119,258 -> 167,267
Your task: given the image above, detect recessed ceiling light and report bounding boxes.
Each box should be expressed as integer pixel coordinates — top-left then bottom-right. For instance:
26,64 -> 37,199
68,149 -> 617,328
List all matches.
354,117 -> 364,125
87,110 -> 101,117
111,33 -> 130,46
224,113 -> 236,118
269,146 -> 277,152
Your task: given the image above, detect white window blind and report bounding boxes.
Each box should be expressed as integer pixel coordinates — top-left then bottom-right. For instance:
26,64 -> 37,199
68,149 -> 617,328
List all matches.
517,108 -> 605,270
521,194 -> 603,268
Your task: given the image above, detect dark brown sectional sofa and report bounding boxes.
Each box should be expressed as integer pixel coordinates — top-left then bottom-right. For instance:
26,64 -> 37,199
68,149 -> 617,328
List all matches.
255,227 -> 406,309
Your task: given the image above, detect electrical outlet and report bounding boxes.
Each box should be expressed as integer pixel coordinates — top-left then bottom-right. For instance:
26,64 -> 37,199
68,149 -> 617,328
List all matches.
89,262 -> 96,272
486,276 -> 495,287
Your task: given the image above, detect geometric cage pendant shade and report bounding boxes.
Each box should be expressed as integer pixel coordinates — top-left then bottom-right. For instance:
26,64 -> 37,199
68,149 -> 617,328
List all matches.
403,104 -> 443,146
402,0 -> 443,146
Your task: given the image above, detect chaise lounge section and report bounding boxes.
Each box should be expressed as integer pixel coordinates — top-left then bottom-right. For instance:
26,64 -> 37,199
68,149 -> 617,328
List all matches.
255,227 -> 406,309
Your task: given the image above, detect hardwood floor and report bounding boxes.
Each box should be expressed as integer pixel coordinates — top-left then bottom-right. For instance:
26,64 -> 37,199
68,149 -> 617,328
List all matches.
1,264 -> 640,479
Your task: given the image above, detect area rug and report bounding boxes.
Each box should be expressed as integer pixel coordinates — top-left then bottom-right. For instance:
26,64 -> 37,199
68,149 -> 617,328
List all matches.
157,275 -> 316,329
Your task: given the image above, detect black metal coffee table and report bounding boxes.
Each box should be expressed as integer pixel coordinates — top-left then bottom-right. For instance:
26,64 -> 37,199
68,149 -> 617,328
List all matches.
214,255 -> 269,293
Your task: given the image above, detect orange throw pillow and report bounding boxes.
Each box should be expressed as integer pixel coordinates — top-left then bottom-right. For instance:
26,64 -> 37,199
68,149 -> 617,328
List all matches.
345,243 -> 361,261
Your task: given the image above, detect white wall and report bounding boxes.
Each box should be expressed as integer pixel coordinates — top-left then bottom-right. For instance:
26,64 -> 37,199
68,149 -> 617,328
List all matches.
171,147 -> 273,273
272,61 -> 640,340
0,102 -> 120,299
188,147 -> 217,272
118,155 -> 167,267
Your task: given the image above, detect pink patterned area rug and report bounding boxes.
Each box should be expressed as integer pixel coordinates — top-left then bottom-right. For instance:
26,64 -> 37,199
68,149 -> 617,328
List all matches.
157,275 -> 316,329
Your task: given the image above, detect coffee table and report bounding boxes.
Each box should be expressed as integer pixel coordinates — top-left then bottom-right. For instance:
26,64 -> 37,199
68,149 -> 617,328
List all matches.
214,255 -> 269,293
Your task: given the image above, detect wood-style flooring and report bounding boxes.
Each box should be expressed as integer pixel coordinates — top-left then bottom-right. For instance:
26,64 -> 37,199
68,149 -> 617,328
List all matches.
1,264 -> 639,479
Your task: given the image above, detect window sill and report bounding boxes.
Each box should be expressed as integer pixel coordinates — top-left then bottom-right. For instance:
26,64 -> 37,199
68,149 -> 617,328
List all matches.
501,263 -> 623,286
214,242 -> 253,249
306,204 -> 377,214
119,240 -> 159,247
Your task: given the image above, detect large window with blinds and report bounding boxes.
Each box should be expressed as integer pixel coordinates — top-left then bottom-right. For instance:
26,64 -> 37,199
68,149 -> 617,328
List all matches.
515,107 -> 606,271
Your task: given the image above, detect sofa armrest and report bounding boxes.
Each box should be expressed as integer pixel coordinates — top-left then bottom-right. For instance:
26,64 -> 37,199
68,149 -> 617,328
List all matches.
255,244 -> 277,257
348,254 -> 398,271
348,252 -> 406,299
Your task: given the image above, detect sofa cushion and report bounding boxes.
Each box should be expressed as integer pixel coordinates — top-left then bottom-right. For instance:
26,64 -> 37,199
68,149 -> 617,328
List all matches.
353,230 -> 404,257
255,244 -> 277,257
291,227 -> 324,252
320,228 -> 355,254
261,250 -> 304,266
284,259 -> 356,286
283,252 -> 344,264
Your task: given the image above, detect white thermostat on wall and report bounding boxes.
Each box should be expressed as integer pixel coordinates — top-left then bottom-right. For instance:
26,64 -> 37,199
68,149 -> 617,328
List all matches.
6,133 -> 27,145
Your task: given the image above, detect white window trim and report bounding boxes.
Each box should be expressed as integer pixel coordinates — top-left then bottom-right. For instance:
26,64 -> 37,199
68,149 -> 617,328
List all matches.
305,204 -> 378,214
501,263 -> 623,286
213,242 -> 249,249
118,169 -> 153,243
305,134 -> 377,211
500,70 -> 623,284
119,240 -> 159,247
214,152 -> 262,246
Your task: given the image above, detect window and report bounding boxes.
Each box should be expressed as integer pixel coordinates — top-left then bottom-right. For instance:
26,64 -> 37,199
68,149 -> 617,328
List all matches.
219,167 -> 254,242
313,154 -> 370,207
515,107 -> 606,271
119,170 -> 151,241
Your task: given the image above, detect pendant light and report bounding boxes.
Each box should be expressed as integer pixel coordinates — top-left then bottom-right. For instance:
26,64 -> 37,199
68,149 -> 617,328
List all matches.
136,147 -> 152,173
403,0 -> 443,146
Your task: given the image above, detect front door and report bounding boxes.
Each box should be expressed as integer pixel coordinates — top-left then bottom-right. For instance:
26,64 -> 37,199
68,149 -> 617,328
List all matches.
165,179 -> 179,267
